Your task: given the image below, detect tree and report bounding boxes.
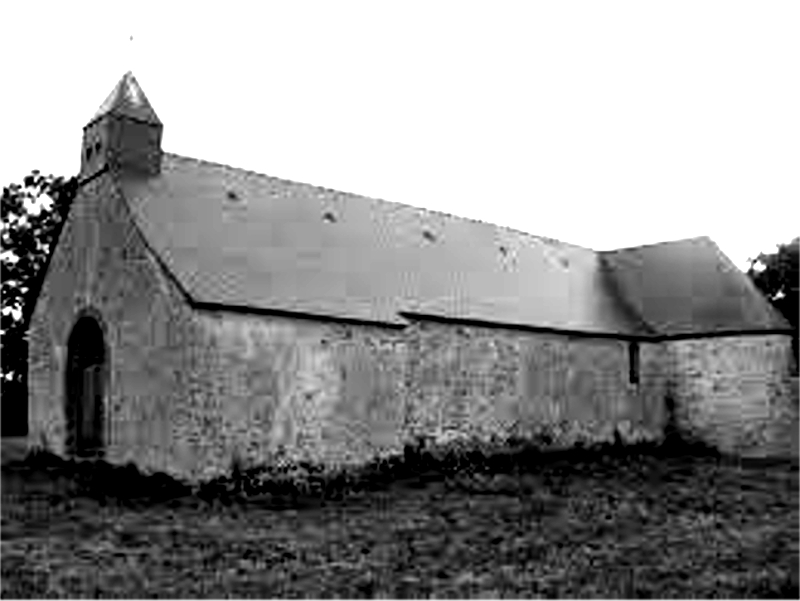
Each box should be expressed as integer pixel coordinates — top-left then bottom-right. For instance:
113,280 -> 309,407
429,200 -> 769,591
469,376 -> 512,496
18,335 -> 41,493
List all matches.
1,171 -> 78,436
747,237 -> 799,371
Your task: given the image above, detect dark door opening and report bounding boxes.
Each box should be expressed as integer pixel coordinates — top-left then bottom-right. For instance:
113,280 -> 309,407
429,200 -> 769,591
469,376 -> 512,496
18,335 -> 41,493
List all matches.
65,315 -> 107,458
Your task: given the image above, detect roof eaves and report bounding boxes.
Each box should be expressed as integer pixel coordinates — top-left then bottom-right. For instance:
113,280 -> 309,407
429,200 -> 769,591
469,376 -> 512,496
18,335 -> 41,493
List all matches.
651,327 -> 796,342
83,113 -> 163,131
399,310 -> 657,341
193,301 -> 411,330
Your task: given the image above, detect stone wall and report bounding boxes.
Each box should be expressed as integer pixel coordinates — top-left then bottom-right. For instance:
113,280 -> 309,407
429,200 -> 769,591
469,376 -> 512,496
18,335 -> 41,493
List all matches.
191,314 -> 409,474
406,321 -> 667,446
666,334 -> 797,456
27,179 -> 92,454
191,312 -> 670,478
27,173 -> 207,477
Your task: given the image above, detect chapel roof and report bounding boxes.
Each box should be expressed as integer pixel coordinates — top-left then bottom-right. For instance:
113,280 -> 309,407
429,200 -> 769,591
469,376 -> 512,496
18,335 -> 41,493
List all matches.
119,153 -> 652,336
102,73 -> 788,338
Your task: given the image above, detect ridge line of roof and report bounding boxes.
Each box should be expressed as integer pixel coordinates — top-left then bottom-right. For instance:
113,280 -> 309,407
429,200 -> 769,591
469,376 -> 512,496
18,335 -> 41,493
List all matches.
161,152 -> 597,253
600,235 -> 713,254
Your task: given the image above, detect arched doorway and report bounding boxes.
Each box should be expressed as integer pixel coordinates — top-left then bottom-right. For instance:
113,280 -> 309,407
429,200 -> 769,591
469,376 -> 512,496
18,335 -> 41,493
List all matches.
65,313 -> 107,458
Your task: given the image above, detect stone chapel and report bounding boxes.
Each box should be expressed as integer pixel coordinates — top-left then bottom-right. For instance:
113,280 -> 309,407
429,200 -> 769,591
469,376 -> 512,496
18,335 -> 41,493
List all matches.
27,72 -> 796,480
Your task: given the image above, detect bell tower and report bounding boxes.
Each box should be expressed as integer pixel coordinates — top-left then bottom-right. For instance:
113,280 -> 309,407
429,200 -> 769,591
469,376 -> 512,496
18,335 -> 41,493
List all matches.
81,72 -> 162,180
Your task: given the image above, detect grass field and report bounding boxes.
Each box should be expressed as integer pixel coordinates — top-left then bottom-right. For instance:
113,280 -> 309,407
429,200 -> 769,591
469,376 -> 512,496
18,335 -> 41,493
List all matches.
1,445 -> 798,598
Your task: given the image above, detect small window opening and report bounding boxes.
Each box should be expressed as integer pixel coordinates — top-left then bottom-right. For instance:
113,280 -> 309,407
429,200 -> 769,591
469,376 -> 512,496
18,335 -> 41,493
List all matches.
94,140 -> 102,153
559,256 -> 570,268
422,230 -> 436,242
226,190 -> 240,201
85,145 -> 93,161
323,211 -> 337,223
499,245 -> 508,256
628,341 -> 640,385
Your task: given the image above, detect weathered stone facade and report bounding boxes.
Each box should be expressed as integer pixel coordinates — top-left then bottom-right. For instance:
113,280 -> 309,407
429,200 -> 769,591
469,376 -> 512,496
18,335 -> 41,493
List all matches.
28,173 -> 204,476
180,312 -> 669,479
666,334 -> 796,457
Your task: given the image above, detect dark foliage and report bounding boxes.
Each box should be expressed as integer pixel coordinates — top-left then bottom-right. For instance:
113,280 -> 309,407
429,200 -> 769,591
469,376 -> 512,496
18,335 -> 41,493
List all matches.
1,172 -> 78,435
747,237 -> 800,370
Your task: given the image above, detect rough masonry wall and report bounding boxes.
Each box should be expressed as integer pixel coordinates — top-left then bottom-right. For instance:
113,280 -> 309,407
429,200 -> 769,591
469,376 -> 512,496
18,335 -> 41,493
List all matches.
194,312 -> 669,476
667,334 -> 797,456
407,322 -> 666,445
192,313 -> 409,474
27,180 -> 94,453
27,174 -> 207,478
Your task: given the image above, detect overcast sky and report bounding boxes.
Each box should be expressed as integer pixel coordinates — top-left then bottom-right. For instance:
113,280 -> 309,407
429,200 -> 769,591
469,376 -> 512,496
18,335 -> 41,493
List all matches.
1,1 -> 797,270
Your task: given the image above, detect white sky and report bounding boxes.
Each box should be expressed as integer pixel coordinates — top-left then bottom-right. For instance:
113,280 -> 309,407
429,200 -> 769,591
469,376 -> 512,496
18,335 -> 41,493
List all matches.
1,1 -> 797,271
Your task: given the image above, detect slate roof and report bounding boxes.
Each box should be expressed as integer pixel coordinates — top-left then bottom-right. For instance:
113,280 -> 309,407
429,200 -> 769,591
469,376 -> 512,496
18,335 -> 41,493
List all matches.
98,72 -> 787,339
119,154 -> 652,336
600,237 -> 790,336
88,72 -> 161,126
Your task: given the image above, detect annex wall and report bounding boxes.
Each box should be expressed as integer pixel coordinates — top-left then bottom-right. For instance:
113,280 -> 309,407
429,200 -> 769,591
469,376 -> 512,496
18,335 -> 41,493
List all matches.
192,312 -> 669,478
666,334 -> 797,456
27,174 -> 206,478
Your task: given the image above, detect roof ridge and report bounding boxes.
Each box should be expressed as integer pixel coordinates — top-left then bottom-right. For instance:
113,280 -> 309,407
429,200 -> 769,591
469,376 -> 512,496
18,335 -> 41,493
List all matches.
162,152 -> 591,252
600,235 -> 712,254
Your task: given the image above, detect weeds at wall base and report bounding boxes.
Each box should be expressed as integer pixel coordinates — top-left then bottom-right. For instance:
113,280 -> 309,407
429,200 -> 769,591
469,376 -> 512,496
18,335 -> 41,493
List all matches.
1,428 -> 737,511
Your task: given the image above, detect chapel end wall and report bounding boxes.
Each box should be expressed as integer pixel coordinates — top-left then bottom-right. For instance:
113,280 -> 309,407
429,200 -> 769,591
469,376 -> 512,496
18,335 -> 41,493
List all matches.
27,182 -> 91,454
26,174 -> 206,479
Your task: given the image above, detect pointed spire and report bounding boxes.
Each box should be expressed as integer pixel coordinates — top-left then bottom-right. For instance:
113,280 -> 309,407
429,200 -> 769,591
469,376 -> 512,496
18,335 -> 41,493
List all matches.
90,71 -> 161,125
81,72 -> 163,179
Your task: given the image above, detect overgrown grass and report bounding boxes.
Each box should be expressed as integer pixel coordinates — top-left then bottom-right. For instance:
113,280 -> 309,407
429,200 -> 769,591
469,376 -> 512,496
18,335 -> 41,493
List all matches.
2,434 -> 797,598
